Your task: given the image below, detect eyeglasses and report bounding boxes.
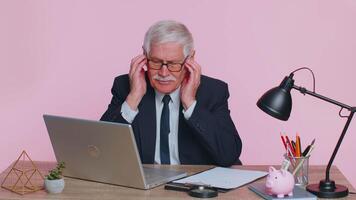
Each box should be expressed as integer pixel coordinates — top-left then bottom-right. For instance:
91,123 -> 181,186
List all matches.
147,56 -> 189,72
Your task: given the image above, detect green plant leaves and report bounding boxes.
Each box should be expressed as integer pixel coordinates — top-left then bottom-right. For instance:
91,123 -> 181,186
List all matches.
46,161 -> 65,180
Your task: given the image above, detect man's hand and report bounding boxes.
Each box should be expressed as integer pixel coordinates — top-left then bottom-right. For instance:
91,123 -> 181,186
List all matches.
180,58 -> 201,110
126,54 -> 147,111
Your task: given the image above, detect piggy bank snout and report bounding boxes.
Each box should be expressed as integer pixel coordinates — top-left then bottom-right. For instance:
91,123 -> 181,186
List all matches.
266,179 -> 274,188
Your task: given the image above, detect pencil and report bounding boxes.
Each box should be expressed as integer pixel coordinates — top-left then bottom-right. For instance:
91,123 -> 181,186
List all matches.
297,133 -> 302,155
296,134 -> 300,157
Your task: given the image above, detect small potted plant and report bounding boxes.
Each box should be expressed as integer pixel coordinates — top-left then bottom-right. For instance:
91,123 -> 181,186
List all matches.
44,162 -> 65,194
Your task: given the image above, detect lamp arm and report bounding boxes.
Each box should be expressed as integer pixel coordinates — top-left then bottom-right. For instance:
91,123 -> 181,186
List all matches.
292,84 -> 356,183
324,111 -> 355,181
292,85 -> 352,110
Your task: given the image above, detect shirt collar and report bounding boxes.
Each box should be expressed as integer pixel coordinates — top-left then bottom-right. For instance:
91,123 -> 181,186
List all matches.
155,87 -> 180,105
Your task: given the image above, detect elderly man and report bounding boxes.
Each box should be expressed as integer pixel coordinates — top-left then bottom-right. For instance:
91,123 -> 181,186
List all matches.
101,20 -> 242,167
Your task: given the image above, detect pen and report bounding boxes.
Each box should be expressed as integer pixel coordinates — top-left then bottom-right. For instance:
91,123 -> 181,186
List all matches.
285,135 -> 295,156
286,145 -> 296,166
302,139 -> 315,157
302,145 -> 310,157
280,133 -> 287,151
291,141 -> 296,154
165,183 -> 190,192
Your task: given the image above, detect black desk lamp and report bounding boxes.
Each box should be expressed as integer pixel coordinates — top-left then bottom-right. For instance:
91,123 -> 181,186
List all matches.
257,67 -> 355,198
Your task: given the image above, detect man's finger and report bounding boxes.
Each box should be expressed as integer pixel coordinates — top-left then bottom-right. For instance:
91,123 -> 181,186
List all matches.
132,59 -> 147,78
131,54 -> 145,65
187,59 -> 201,73
184,63 -> 194,74
184,61 -> 197,78
185,61 -> 201,85
184,64 -> 195,84
130,55 -> 146,73
129,55 -> 142,76
187,59 -> 201,81
130,55 -> 146,77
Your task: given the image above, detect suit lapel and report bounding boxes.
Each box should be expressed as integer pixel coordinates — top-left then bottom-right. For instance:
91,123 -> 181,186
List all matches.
178,103 -> 189,164
137,76 -> 157,163
177,84 -> 203,164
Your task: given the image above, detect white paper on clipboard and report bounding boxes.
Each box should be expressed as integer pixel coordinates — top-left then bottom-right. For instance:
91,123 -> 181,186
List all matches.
173,167 -> 267,189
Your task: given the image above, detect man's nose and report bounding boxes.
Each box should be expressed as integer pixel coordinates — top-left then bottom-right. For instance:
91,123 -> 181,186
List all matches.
158,64 -> 170,76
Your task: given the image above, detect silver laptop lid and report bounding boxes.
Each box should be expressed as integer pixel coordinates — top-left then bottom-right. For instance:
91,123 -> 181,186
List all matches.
43,114 -> 147,189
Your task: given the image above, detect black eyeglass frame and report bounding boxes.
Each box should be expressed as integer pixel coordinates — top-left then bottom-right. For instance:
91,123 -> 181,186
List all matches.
146,56 -> 189,72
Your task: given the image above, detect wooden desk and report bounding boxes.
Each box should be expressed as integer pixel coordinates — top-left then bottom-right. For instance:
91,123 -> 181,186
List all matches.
0,161 -> 355,199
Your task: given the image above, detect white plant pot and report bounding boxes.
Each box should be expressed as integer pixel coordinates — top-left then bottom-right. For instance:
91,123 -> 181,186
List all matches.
44,178 -> 65,194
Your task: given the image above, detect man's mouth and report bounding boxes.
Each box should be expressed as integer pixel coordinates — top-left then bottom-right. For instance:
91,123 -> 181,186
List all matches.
157,80 -> 172,85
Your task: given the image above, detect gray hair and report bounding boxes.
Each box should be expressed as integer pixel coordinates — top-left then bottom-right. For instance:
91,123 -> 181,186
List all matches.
143,20 -> 194,57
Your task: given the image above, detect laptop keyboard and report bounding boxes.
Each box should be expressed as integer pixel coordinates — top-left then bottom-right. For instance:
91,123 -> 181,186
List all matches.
143,167 -> 174,183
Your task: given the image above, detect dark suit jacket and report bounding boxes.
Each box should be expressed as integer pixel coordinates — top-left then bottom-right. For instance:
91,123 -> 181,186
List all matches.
101,73 -> 242,167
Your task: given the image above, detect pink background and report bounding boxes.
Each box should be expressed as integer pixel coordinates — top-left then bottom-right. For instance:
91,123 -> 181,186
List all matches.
1,0 -> 356,188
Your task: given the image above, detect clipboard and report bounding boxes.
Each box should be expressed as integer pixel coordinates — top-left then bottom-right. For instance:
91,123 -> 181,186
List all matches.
171,167 -> 268,191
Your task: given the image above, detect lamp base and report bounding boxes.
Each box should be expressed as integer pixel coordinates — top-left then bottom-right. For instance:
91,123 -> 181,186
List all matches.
306,180 -> 348,198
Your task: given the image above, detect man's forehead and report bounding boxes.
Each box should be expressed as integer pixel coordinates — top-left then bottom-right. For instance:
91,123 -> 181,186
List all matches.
149,42 -> 184,59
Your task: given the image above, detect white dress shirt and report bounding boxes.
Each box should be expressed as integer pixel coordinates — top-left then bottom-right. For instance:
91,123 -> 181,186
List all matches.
120,87 -> 197,165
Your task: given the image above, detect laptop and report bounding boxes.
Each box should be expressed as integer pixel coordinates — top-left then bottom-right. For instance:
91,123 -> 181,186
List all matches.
43,114 -> 187,189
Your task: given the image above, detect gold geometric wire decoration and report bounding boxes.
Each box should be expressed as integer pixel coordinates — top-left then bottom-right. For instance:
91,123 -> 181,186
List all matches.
1,150 -> 45,195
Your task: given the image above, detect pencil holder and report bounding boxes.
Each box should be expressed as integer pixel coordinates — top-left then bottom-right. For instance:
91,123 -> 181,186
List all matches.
284,154 -> 310,187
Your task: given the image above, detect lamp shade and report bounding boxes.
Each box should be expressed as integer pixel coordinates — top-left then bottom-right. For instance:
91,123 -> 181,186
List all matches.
257,75 -> 295,121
